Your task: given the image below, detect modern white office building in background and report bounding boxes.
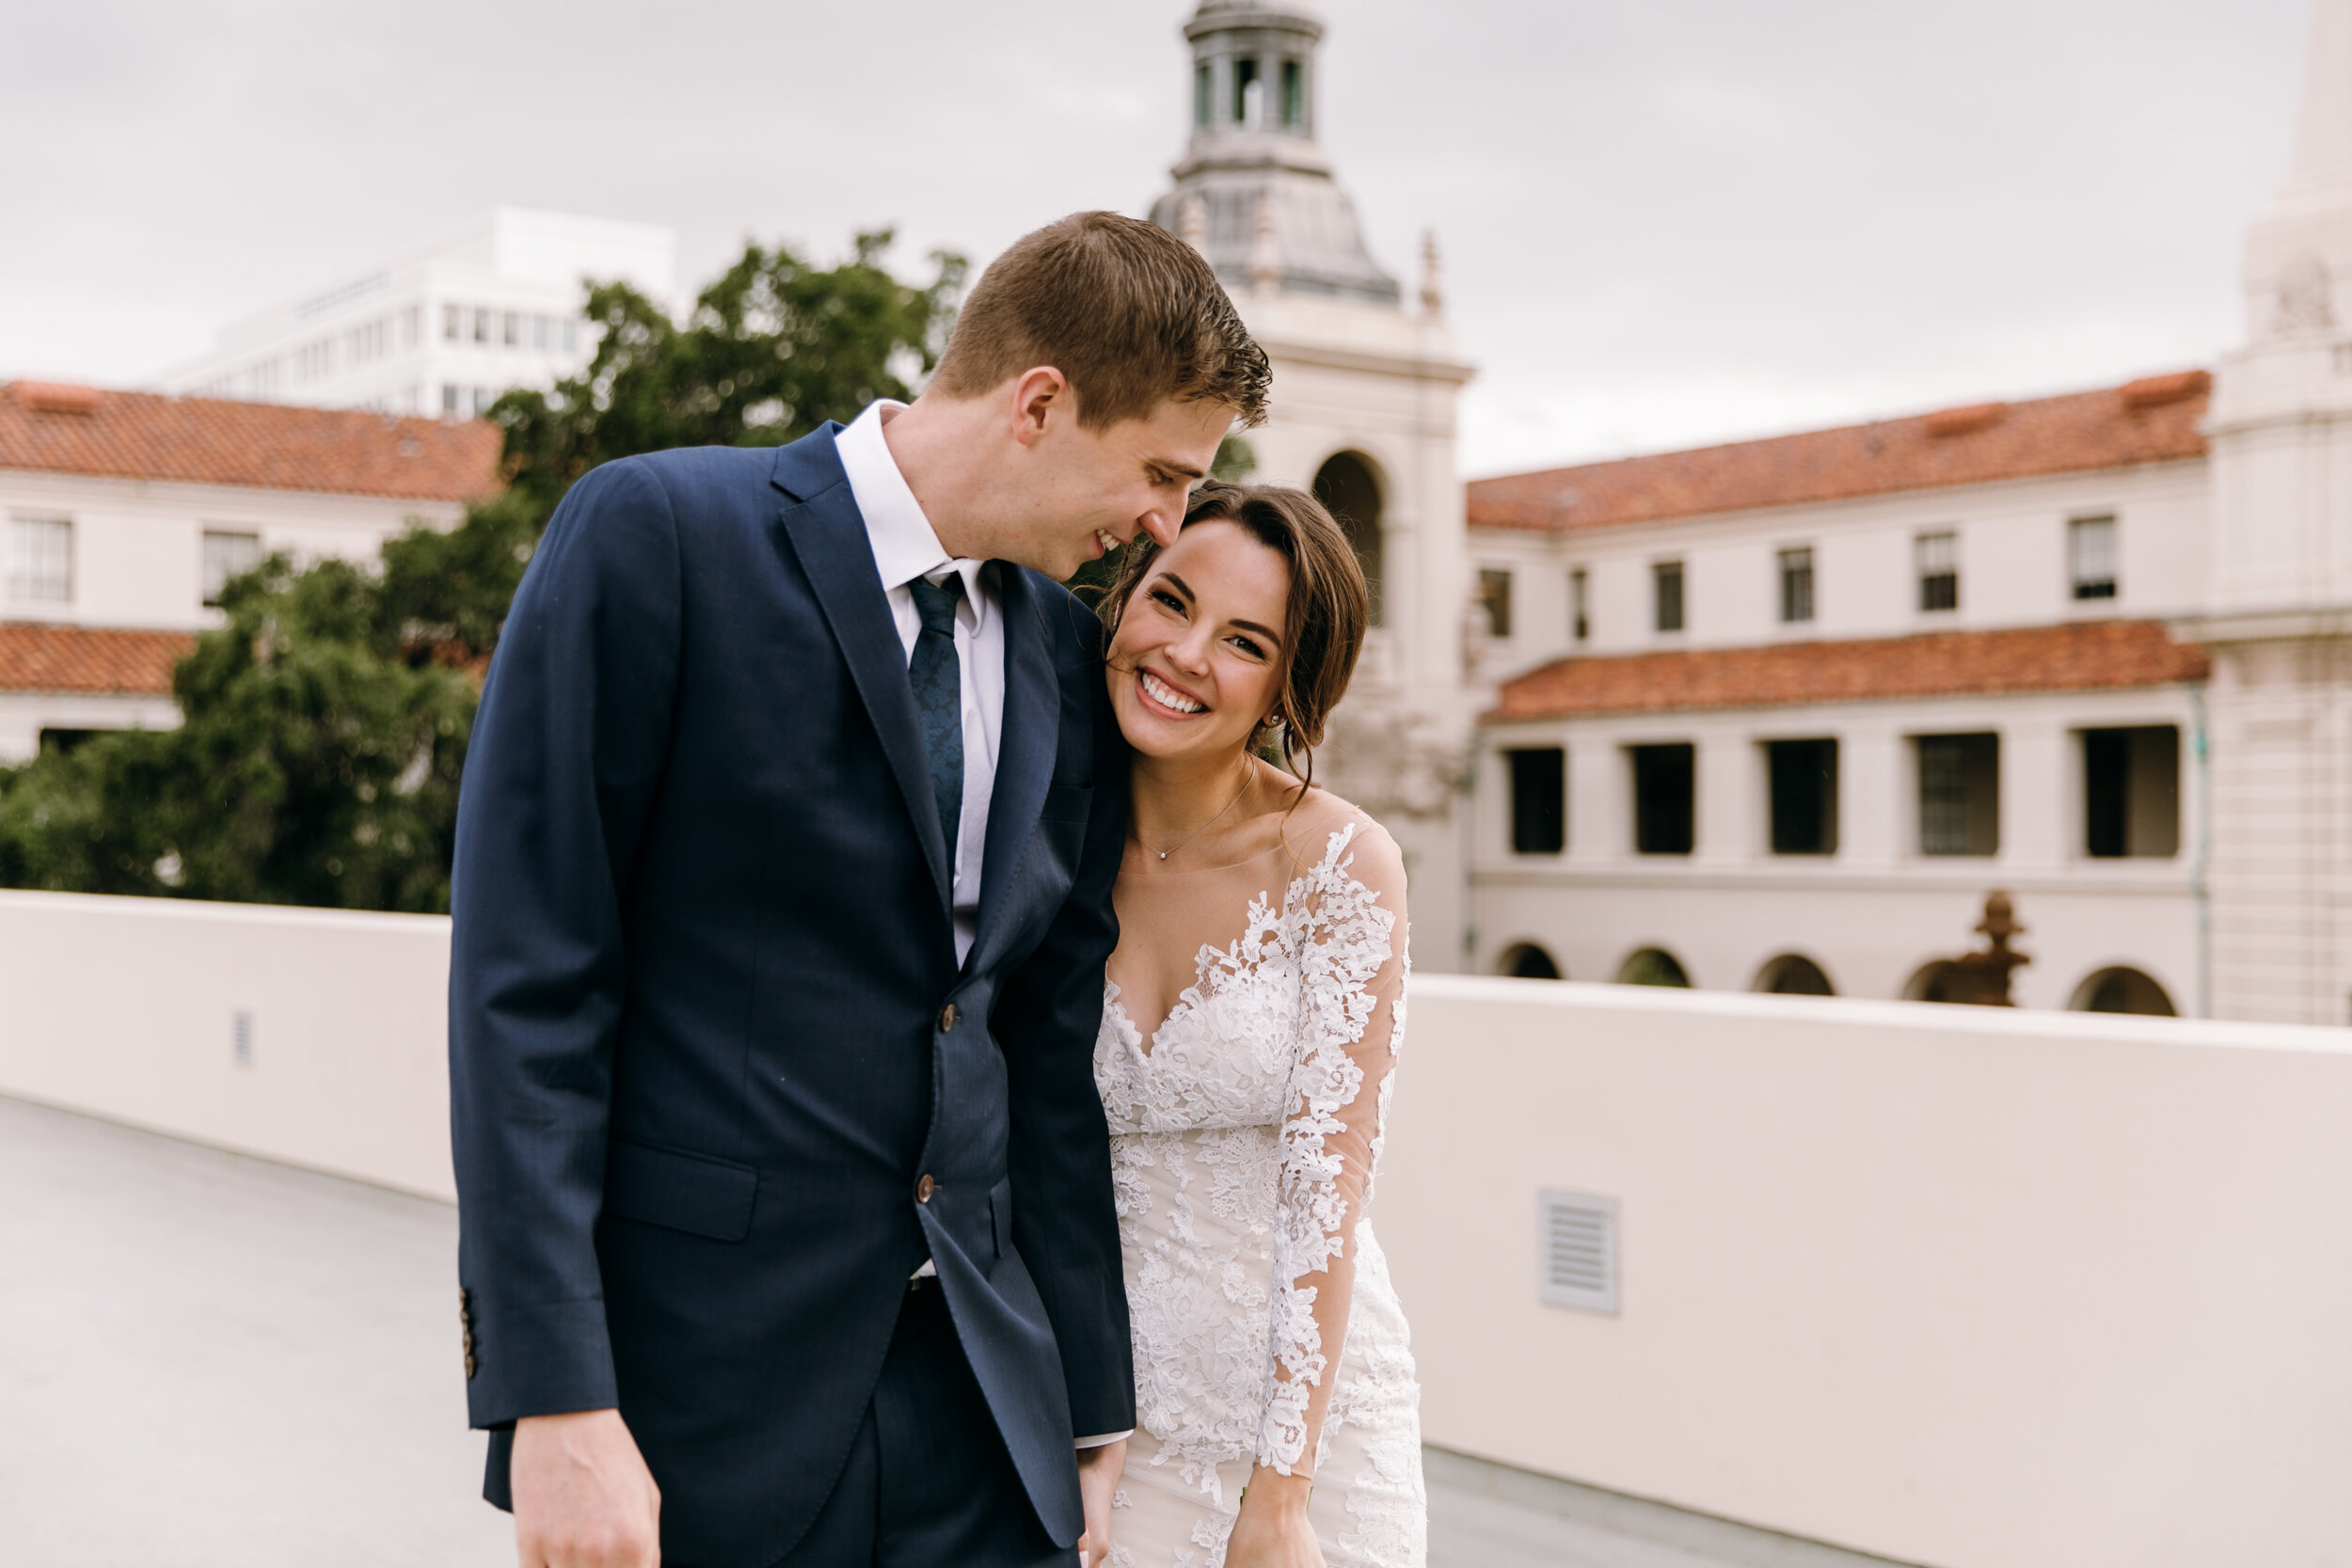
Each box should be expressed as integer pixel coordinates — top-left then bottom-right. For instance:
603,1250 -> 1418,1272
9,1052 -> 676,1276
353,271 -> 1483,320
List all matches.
157,208 -> 675,418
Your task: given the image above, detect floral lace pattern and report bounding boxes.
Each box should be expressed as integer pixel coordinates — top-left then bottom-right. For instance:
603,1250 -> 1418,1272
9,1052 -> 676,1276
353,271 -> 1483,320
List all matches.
1097,821 -> 1426,1567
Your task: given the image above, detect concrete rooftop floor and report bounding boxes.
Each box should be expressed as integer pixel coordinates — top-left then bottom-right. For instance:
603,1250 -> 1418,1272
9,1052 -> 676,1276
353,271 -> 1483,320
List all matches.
0,1094 -> 1906,1568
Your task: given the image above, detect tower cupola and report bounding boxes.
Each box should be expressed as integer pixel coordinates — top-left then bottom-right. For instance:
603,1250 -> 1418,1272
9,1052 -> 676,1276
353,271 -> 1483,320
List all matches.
1150,1 -> 1400,306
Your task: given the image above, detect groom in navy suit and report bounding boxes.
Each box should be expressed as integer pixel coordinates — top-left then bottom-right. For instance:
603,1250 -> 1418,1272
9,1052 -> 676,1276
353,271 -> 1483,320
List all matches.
449,213 -> 1269,1568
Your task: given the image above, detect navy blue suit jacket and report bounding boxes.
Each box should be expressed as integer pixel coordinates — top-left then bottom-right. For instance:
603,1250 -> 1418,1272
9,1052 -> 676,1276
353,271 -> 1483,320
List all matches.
448,425 -> 1134,1566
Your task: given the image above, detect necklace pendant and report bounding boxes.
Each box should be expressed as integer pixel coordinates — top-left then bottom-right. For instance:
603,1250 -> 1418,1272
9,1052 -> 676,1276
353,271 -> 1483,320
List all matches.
1157,849 -> 1169,861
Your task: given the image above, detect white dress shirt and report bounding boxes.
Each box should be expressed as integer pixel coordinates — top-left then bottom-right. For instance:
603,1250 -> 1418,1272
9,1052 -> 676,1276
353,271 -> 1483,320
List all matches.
835,403 -> 1132,1451
835,400 -> 1001,969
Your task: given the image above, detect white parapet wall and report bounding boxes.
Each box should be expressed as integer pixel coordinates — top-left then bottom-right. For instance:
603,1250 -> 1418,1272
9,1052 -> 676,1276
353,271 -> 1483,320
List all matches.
0,890 -> 456,1201
1379,975 -> 2352,1568
5,891 -> 2351,1565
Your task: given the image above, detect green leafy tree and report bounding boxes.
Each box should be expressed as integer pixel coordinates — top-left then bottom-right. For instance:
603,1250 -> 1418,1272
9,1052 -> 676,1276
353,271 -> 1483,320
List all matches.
0,232 -> 965,911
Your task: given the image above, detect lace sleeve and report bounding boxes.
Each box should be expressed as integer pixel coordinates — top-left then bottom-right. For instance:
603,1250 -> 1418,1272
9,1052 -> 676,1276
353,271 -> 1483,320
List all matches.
1256,819 -> 1408,1477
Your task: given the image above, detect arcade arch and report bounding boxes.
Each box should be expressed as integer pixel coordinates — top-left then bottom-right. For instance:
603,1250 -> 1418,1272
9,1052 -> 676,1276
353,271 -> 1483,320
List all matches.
1753,953 -> 1836,995
1496,942 -> 1563,980
2069,967 -> 2177,1016
1616,947 -> 1692,988
1311,451 -> 1385,626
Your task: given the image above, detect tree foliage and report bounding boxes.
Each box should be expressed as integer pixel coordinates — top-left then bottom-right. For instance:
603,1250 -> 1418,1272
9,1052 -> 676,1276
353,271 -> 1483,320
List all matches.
0,232 -> 964,911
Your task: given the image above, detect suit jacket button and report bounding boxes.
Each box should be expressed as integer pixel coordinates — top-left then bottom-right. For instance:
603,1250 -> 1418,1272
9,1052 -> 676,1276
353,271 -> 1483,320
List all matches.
916,1174 -> 935,1204
938,1004 -> 958,1033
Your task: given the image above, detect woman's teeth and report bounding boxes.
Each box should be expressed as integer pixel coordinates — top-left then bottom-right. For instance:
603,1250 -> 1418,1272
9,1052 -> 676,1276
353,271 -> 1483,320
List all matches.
1141,672 -> 1204,714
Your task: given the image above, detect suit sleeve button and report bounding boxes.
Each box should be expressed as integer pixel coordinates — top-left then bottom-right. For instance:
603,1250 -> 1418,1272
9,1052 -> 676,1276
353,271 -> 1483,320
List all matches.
938,1004 -> 959,1033
916,1174 -> 935,1203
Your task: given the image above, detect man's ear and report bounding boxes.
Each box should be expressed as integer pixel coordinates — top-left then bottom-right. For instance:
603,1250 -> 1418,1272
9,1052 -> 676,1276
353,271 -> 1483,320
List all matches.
1009,366 -> 1071,449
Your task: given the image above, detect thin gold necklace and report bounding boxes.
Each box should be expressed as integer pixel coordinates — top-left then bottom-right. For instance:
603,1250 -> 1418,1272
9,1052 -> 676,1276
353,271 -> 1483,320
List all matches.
1139,757 -> 1257,862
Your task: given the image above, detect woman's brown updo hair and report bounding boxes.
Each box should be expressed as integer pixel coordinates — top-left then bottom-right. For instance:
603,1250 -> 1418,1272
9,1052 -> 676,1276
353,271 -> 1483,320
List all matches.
1097,481 -> 1370,791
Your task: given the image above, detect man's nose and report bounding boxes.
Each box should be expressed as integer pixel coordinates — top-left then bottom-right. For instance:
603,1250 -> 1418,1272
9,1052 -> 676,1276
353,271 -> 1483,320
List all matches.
1139,509 -> 1181,549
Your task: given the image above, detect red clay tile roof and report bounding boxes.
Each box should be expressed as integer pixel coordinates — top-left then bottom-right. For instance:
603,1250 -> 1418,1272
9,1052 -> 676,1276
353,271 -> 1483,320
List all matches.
0,623 -> 193,696
0,382 -> 503,502
1468,372 -> 2211,534
1485,620 -> 2212,723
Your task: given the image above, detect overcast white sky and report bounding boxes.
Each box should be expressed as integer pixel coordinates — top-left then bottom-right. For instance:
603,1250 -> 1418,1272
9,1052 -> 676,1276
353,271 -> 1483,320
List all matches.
0,0 -> 2312,476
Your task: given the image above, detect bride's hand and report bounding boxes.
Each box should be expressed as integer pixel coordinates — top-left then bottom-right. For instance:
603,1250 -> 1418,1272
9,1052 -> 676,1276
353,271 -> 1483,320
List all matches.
1224,1466 -> 1325,1568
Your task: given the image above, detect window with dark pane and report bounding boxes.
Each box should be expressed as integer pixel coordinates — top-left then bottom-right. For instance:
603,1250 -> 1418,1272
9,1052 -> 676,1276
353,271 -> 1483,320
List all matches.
1232,56 -> 1258,121
2070,515 -> 2117,600
2082,725 -> 2179,857
1916,531 -> 1959,612
1766,738 -> 1838,854
1778,546 -> 1814,624
1916,733 -> 1999,855
1507,747 -> 1565,855
1280,58 -> 1303,126
1570,568 -> 1589,641
1478,568 -> 1514,639
1195,62 -> 1212,127
1653,561 -> 1684,633
1630,743 -> 1695,855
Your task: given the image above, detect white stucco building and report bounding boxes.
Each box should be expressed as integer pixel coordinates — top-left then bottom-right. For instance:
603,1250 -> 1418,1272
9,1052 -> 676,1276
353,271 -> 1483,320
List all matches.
0,381 -> 499,761
1454,0 -> 2352,1025
158,208 -> 675,420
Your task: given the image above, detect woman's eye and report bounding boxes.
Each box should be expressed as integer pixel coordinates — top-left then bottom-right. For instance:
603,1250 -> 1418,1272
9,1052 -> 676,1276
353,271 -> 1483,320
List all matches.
1150,587 -> 1185,614
1230,634 -> 1266,660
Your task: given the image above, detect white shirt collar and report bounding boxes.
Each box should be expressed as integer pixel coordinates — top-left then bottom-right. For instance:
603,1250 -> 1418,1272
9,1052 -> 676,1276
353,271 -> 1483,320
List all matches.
836,400 -> 988,609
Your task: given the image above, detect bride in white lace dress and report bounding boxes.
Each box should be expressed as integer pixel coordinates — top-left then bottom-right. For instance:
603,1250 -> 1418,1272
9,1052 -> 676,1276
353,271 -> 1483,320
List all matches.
1088,483 -> 1423,1568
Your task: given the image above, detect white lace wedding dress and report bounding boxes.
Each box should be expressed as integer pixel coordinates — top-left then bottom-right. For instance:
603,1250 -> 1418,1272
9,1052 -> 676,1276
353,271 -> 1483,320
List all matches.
1094,805 -> 1424,1567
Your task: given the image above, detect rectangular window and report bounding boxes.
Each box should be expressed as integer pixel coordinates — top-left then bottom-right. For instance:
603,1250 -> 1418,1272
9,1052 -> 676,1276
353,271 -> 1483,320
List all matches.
441,384 -> 459,415
7,515 -> 72,603
1232,56 -> 1259,122
403,305 -> 421,348
1570,567 -> 1589,642
563,318 -> 580,354
1778,546 -> 1815,624
1507,747 -> 1565,855
1195,61 -> 1212,127
1916,733 -> 1999,855
1629,743 -> 1695,855
473,386 -> 495,416
1916,531 -> 1959,612
1653,560 -> 1685,633
1766,738 -> 1838,854
201,530 -> 262,608
442,303 -> 460,342
2070,515 -> 2117,600
503,310 -> 521,348
532,314 -> 551,351
2083,725 -> 2180,857
1280,58 -> 1303,126
472,308 -> 492,344
1477,568 -> 1514,638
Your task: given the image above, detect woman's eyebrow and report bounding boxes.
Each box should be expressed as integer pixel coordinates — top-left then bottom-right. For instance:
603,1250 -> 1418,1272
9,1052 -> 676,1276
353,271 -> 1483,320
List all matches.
1158,572 -> 1197,603
1231,618 -> 1283,646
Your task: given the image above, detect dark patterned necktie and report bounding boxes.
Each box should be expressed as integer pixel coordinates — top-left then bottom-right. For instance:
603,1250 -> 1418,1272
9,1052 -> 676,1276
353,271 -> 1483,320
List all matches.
908,573 -> 965,868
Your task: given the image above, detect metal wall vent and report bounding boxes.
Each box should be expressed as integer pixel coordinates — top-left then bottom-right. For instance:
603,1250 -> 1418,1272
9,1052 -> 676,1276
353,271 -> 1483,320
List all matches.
1538,1190 -> 1619,1314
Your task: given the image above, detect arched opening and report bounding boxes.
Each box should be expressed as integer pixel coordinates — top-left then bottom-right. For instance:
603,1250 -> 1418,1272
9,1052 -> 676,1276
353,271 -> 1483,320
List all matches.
2069,967 -> 2177,1017
1311,451 -> 1384,626
1497,942 -> 1562,980
1753,954 -> 1836,996
1616,947 -> 1692,989
1903,960 -> 1960,1003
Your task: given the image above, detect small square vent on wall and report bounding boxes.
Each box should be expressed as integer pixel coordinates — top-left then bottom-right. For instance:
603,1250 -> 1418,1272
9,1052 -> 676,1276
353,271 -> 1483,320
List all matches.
1538,1190 -> 1619,1315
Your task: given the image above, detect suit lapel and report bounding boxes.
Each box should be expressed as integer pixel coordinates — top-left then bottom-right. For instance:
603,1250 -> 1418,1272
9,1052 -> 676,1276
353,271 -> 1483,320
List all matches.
968,566 -> 1058,974
770,429 -> 954,916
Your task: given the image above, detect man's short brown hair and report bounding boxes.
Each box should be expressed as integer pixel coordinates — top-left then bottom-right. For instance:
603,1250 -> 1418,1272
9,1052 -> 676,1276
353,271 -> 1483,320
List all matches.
930,211 -> 1270,430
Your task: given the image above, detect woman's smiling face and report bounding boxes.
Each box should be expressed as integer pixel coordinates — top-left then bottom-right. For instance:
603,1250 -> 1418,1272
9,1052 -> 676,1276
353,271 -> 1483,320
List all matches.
1105,517 -> 1292,766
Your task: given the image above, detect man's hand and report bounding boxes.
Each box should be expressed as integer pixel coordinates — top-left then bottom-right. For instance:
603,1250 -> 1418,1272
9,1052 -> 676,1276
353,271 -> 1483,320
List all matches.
512,1408 -> 661,1568
1074,1437 -> 1128,1567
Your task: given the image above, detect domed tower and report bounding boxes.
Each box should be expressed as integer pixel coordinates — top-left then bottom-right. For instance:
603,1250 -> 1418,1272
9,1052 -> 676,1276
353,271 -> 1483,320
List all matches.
1148,2 -> 1399,305
1150,1 -> 1478,969
2199,0 -> 2352,1022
